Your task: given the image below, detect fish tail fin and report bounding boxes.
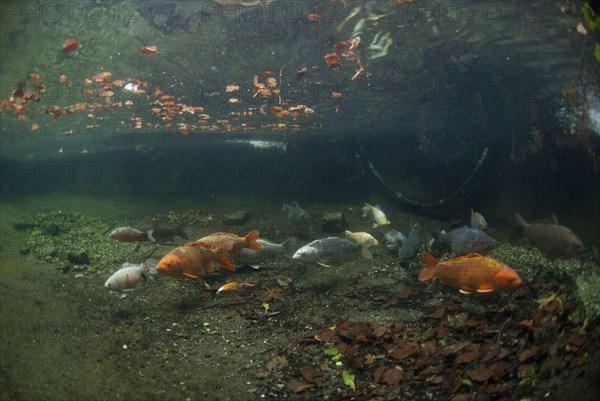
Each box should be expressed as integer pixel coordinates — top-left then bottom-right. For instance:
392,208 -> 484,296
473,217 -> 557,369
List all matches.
144,258 -> 160,275
418,251 -> 437,281
146,229 -> 156,242
282,237 -> 298,258
245,230 -> 261,250
362,203 -> 371,217
217,241 -> 235,271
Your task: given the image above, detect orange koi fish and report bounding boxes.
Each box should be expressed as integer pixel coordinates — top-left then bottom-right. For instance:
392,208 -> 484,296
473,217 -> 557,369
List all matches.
419,251 -> 521,294
156,241 -> 234,280
196,230 -> 262,252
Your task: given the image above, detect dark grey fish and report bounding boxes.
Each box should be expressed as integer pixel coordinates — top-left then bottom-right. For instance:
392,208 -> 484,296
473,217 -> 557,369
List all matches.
282,202 -> 310,224
513,213 -> 583,261
398,223 -> 421,261
292,237 -> 372,267
431,226 -> 494,256
233,237 -> 297,268
383,229 -> 406,250
148,226 -> 189,243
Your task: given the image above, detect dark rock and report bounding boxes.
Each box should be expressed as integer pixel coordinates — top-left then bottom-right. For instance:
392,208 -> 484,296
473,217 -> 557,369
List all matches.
13,220 -> 37,230
321,212 -> 346,233
223,210 -> 250,226
40,222 -> 70,236
68,251 -> 90,265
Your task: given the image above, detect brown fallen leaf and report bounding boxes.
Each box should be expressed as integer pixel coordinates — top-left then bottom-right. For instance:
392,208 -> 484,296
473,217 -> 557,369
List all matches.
382,367 -> 403,385
372,325 -> 389,338
455,350 -> 479,364
518,346 -> 538,363
489,362 -> 505,381
397,287 -> 412,299
287,378 -> 314,393
467,366 -> 492,383
431,307 -> 445,319
299,366 -> 317,383
389,344 -> 419,360
266,355 -> 288,372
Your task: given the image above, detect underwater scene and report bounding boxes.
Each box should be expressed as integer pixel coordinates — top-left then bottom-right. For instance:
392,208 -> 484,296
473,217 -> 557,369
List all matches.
1,0 -> 600,400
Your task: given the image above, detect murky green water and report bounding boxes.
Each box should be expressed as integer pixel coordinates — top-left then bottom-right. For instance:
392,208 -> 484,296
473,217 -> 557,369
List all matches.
2,1 -> 600,400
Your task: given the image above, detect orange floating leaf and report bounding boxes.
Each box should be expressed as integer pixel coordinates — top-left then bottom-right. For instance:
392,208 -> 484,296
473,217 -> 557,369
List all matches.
334,41 -> 348,51
140,45 -> 159,55
29,73 -> 40,82
266,77 -> 278,88
62,38 -> 79,53
31,123 -> 39,131
324,52 -> 340,64
331,92 -> 342,99
59,74 -> 68,83
307,13 -> 320,21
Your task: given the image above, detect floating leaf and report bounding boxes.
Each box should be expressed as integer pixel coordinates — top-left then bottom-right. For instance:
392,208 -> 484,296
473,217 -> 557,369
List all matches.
324,347 -> 339,357
342,369 -> 355,390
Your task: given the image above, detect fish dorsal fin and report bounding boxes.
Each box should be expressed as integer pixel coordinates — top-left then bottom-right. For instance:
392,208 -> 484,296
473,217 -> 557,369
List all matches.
212,232 -> 235,237
477,288 -> 495,293
184,241 -> 212,248
453,253 -> 483,262
459,289 -> 472,295
316,261 -> 331,268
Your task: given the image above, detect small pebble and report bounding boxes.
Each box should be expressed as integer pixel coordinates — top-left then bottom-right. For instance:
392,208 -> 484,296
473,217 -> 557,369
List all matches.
122,344 -> 128,350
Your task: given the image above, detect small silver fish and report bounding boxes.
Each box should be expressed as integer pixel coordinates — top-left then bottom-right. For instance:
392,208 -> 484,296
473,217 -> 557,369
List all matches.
233,237 -> 297,268
293,237 -> 374,267
104,259 -> 158,292
282,202 -> 310,224
470,209 -> 488,230
383,229 -> 406,250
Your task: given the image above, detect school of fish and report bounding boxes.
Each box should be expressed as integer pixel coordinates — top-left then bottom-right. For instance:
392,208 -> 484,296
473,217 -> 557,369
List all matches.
104,203 -> 584,299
